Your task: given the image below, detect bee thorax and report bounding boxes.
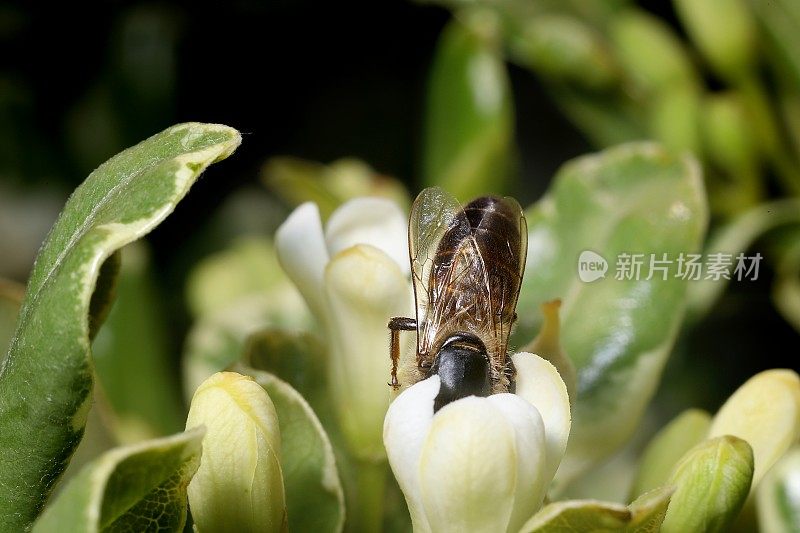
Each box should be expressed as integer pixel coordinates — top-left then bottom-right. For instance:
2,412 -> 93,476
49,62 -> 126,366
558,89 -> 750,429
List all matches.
429,333 -> 491,412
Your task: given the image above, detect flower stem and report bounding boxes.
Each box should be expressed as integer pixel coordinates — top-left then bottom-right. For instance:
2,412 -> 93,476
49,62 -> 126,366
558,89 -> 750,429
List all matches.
351,460 -> 388,533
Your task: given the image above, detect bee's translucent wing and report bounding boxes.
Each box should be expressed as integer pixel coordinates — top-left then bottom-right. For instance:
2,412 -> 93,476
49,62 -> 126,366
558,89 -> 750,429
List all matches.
490,195 -> 527,356
453,195 -> 526,382
408,187 -> 469,360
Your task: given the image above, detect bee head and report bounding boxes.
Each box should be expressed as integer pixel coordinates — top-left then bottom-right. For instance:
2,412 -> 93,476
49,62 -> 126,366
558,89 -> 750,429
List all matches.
429,333 -> 491,413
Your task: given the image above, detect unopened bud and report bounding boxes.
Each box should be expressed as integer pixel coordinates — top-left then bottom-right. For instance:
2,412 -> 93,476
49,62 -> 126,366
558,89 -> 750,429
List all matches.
186,372 -> 286,532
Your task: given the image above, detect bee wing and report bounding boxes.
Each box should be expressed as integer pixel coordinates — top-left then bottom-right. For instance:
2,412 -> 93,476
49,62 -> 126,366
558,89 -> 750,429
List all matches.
491,196 -> 527,355
461,195 -> 527,375
408,187 -> 470,358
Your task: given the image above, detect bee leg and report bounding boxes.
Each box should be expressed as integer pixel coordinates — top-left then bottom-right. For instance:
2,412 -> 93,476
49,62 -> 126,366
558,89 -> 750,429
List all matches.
388,317 -> 416,390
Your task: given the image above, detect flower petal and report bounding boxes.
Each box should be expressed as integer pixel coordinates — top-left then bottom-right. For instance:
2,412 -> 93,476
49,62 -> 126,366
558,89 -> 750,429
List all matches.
186,372 -> 286,532
324,244 -> 413,460
324,197 -> 410,275
383,376 -> 441,533
708,369 -> 800,488
275,202 -> 330,320
513,352 -> 572,484
419,397 -> 517,533
487,393 -> 548,532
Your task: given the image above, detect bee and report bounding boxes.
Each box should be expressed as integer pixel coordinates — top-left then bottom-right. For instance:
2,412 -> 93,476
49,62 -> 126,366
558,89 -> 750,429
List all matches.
388,187 -> 528,412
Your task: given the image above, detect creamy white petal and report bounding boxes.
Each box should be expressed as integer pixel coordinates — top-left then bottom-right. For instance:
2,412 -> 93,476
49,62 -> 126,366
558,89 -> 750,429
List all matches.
186,372 -> 286,532
383,376 -> 441,533
419,397 -> 517,533
487,393 -> 548,532
708,369 -> 800,487
324,197 -> 410,275
324,244 -> 413,460
513,352 -> 572,484
275,202 -> 330,320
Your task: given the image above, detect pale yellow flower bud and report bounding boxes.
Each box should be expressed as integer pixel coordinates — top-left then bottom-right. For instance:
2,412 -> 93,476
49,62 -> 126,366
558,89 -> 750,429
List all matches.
186,372 -> 286,533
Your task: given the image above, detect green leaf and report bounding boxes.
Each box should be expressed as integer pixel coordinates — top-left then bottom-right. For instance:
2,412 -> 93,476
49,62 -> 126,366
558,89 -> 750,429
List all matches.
242,328 -> 327,411
773,229 -> 800,334
757,446 -> 800,532
33,428 -> 204,533
87,252 -> 120,341
687,198 -> 800,321
673,0 -> 756,81
516,143 -> 708,488
92,243 -> 184,441
609,9 -> 697,95
511,14 -> 618,90
630,409 -> 711,498
0,123 -> 241,530
247,367 -> 345,533
626,487 -> 676,532
519,486 -> 673,532
648,84 -> 702,155
552,89 -> 646,147
753,0 -> 800,90
0,279 -> 23,358
661,436 -> 754,533
52,388 -> 117,497
423,13 -> 515,200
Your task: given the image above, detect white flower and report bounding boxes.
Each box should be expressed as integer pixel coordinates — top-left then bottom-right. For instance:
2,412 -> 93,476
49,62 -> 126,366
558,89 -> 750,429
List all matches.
275,198 -> 414,461
186,372 -> 286,533
383,352 -> 571,533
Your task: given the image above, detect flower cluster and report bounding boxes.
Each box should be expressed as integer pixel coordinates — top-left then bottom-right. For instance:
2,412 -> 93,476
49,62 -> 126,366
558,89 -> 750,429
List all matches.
275,197 -> 572,530
275,197 -> 413,460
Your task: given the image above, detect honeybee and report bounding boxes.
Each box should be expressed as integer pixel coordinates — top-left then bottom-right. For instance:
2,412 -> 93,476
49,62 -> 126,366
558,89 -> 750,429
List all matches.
388,187 -> 528,412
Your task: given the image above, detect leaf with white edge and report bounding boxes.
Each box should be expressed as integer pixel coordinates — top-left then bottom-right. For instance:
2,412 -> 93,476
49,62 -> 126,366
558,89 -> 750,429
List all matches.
33,428 -> 204,533
708,369 -> 800,488
87,251 -> 120,341
520,500 -> 629,532
627,486 -> 675,532
516,143 -> 707,489
757,446 -> 800,532
0,122 -> 241,531
630,409 -> 711,498
423,13 -> 515,200
686,198 -> 800,321
518,486 -> 673,533
661,436 -> 754,533
248,367 -> 345,533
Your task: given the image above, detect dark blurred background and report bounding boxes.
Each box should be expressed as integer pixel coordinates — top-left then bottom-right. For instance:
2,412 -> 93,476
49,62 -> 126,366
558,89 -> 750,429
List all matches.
1,0 -> 797,419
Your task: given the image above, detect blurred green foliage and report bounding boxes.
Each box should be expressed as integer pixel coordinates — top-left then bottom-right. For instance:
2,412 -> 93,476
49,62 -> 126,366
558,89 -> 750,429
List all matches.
1,1 -> 799,531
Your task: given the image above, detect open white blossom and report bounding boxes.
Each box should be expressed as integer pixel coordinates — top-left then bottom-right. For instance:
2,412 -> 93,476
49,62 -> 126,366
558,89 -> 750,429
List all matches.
384,352 -> 571,533
275,198 -> 414,461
